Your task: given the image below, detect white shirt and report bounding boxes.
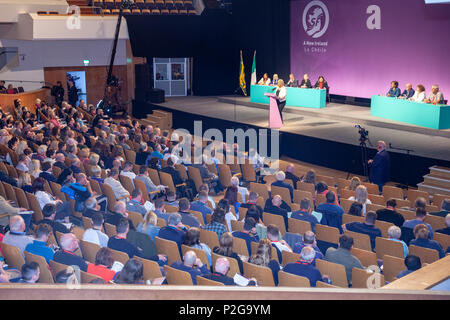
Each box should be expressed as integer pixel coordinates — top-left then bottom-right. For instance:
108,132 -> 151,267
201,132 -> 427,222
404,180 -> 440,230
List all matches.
104,177 -> 130,200
258,77 -> 271,86
275,86 -> 287,102
35,191 -> 56,210
120,171 -> 137,187
237,186 -> 249,203
272,241 -> 292,253
411,91 -> 426,102
82,228 -> 109,248
225,211 -> 237,232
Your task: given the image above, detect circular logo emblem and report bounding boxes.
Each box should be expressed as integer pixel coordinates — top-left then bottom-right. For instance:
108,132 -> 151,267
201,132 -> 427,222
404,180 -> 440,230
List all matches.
302,0 -> 329,38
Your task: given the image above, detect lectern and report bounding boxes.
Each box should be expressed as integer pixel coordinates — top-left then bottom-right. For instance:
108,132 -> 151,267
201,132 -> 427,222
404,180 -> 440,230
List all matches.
264,93 -> 283,129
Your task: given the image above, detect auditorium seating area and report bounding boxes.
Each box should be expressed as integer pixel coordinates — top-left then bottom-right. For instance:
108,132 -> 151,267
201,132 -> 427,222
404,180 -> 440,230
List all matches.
0,96 -> 448,291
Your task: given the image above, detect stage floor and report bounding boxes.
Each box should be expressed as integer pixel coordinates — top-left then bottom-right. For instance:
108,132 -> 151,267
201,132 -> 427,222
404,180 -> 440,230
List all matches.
153,96 -> 450,162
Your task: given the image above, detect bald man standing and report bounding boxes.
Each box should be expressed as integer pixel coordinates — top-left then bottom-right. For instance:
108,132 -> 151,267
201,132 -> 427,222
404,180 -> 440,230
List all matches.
368,141 -> 390,193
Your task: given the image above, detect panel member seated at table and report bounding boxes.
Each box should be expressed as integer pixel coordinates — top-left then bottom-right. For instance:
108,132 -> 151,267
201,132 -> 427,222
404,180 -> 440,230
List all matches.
399,83 -> 415,99
424,84 -> 444,105
286,74 -> 298,87
409,84 -> 426,102
314,76 -> 329,93
270,74 -> 279,86
386,81 -> 401,98
299,74 -> 312,88
258,73 -> 271,86
275,80 -> 287,123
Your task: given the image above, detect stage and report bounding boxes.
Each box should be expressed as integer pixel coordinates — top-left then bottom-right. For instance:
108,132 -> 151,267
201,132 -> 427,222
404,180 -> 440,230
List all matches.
144,95 -> 450,187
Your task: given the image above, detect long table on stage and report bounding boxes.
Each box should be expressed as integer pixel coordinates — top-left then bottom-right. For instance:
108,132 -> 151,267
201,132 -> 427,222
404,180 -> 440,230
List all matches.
370,95 -> 450,130
250,84 -> 326,108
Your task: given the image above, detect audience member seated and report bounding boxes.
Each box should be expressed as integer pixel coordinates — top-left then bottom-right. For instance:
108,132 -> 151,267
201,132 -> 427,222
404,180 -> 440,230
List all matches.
114,258 -> 144,285
218,198 -> 236,232
283,246 -> 331,287
387,226 -> 408,258
108,217 -> 167,264
348,185 -> 372,215
264,195 -> 289,232
16,154 -> 29,173
429,199 -> 450,218
348,202 -> 363,216
299,73 -> 312,88
232,217 -> 259,256
292,231 -> 324,265
424,84 -> 444,104
376,199 -> 405,227
316,191 -> 345,233
165,191 -> 179,208
267,224 -> 292,263
192,156 -> 222,194
105,201 -> 134,230
33,177 -> 72,222
161,156 -> 184,186
136,211 -> 160,242
190,191 -> 213,223
183,227 -> 212,267
136,143 -> 151,166
409,224 -> 444,259
397,255 -> 422,279
314,76 -> 329,93
170,250 -> 210,285
120,161 -> 136,181
37,203 -> 70,236
347,177 -> 361,191
409,84 -> 426,102
284,163 -> 301,189
240,192 -> 263,222
158,212 -> 187,255
436,214 -> 450,236
178,198 -> 201,228
53,233 -> 89,272
402,207 -> 433,239
83,197 -> 103,219
18,262 -> 40,284
136,166 -> 166,198
28,160 -> 42,179
203,207 -> 227,241
248,239 -> 281,286
213,232 -> 245,274
291,199 -> 319,232
2,215 -> 34,257
198,184 -> 216,209
25,224 -> 54,263
202,257 -> 257,286
126,189 -> 148,217
86,247 -> 116,282
325,235 -> 363,286
90,165 -> 104,184
104,169 -> 130,200
271,171 -> 294,202
82,212 -> 109,248
153,197 -> 171,224
342,211 -> 382,251
386,80 -> 401,97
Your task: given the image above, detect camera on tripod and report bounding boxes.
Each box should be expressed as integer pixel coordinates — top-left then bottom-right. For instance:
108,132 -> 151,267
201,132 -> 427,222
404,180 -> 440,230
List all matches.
355,124 -> 369,143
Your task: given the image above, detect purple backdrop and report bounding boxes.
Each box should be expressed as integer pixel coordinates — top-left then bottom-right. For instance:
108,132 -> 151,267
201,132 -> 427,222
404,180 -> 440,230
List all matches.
290,0 -> 450,98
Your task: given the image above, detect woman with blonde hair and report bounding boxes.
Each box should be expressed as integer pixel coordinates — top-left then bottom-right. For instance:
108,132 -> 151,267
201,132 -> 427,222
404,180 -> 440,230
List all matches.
28,159 -> 42,178
137,211 -> 160,242
348,177 -> 361,191
18,172 -> 33,193
249,239 -> 281,285
16,140 -> 29,156
348,185 -> 372,215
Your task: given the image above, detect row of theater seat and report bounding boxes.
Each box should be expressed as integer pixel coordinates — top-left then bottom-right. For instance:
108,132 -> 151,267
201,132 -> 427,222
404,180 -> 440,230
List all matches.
101,8 -> 196,15
93,0 -> 194,9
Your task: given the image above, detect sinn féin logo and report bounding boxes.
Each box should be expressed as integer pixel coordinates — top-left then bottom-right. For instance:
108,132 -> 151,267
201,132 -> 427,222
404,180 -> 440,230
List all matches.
302,1 -> 329,38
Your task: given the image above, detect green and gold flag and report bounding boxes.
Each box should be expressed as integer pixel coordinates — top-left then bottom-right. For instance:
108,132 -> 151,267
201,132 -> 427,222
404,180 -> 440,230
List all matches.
239,50 -> 247,96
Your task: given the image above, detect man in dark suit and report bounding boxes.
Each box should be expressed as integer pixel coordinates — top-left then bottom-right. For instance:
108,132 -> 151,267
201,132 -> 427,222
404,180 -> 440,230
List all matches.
264,195 -> 289,231
170,250 -> 210,285
157,212 -> 186,255
231,217 -> 259,256
53,233 -> 88,272
161,157 -> 184,185
429,199 -> 450,218
368,141 -> 390,193
271,171 -> 294,202
39,162 -> 57,182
